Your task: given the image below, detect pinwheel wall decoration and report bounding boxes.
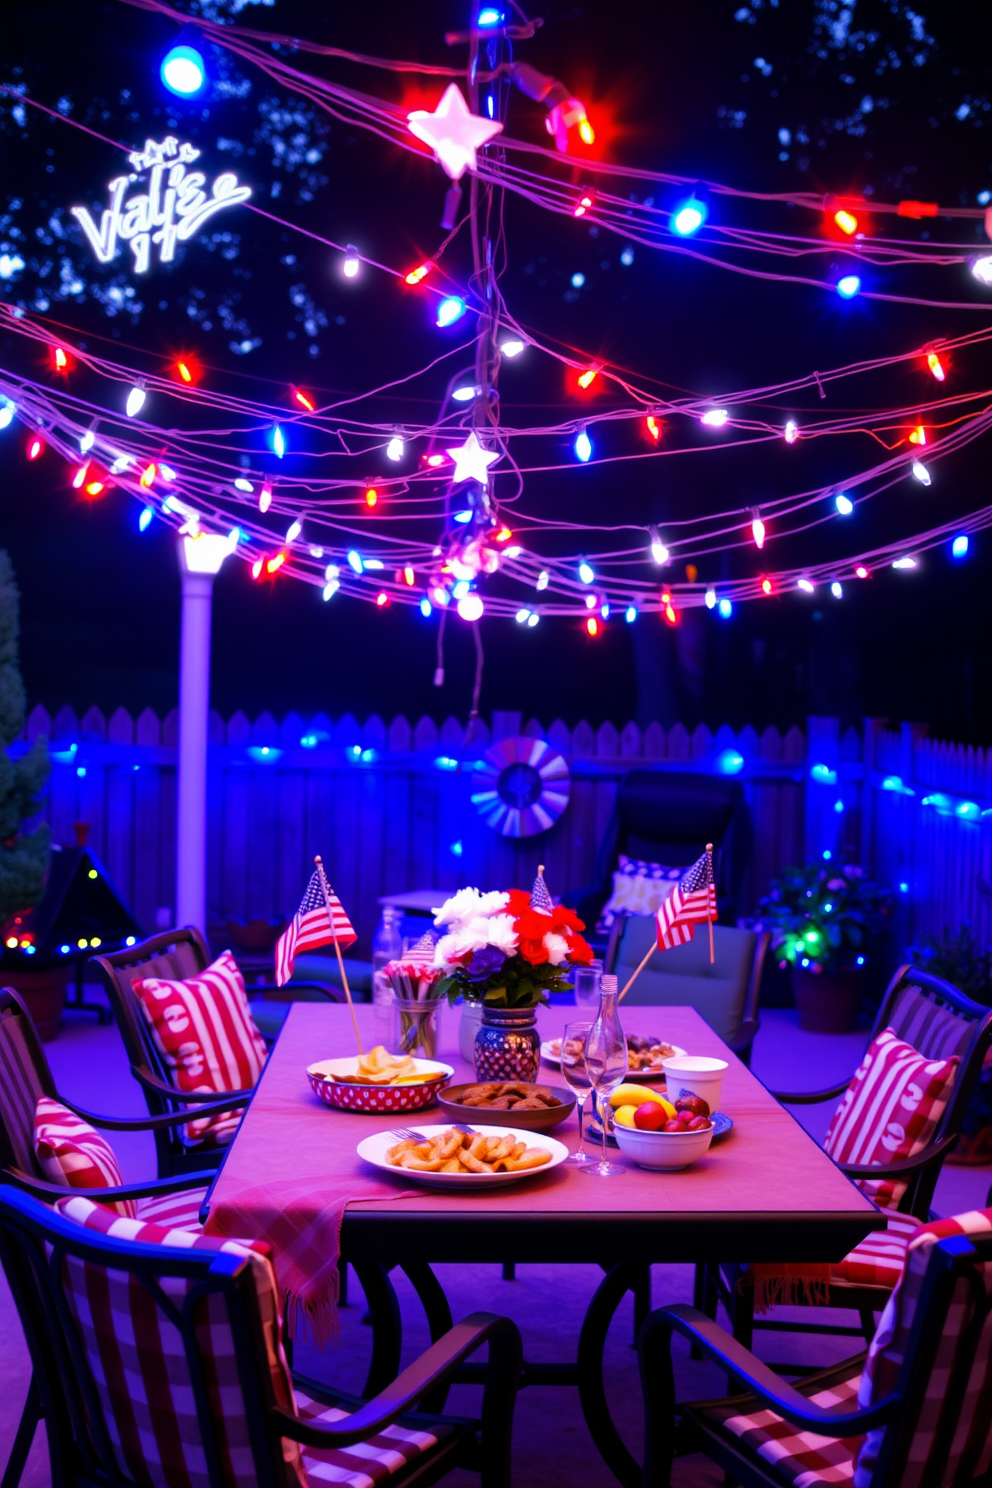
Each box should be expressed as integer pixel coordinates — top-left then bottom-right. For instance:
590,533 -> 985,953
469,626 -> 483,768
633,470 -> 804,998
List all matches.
471,737 -> 571,837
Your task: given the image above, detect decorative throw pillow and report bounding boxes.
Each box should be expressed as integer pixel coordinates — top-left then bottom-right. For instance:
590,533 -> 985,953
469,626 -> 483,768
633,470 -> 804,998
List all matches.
132,949 -> 267,1146
824,1027 -> 958,1211
34,1097 -> 137,1219
596,856 -> 683,933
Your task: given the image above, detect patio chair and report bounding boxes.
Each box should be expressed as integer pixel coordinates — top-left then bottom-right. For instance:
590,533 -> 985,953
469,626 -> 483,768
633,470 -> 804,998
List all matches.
0,1185 -> 522,1488
91,927 -> 343,1177
604,913 -> 769,1060
638,1208 -> 992,1488
701,964 -> 992,1357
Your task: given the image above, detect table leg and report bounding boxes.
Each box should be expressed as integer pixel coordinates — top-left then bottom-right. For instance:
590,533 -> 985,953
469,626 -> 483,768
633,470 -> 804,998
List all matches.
577,1263 -> 644,1488
351,1262 -> 402,1398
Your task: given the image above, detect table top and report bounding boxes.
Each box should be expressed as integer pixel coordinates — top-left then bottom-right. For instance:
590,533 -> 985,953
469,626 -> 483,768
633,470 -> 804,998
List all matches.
208,1002 -> 884,1265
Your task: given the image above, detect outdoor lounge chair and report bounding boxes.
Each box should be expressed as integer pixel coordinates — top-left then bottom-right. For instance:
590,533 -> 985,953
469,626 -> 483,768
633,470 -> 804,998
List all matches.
700,963 -> 992,1358
638,1208 -> 992,1488
0,1185 -> 522,1488
91,926 -> 343,1177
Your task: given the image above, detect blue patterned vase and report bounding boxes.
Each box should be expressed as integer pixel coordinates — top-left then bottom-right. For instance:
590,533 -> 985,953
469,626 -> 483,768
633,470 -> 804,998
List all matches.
474,1003 -> 540,1083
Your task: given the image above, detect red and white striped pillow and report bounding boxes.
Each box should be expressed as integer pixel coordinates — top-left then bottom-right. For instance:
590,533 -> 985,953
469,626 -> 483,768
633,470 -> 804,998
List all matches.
34,1097 -> 136,1219
824,1026 -> 958,1210
133,949 -> 267,1145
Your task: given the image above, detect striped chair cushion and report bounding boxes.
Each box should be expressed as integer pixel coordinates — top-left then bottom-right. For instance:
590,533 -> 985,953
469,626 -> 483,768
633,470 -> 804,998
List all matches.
55,1194 -> 307,1488
134,1184 -> 209,1232
887,983 -> 975,1062
296,1392 -> 452,1488
133,949 -> 267,1146
828,1210 -> 920,1292
824,1027 -> 958,1210
704,1364 -> 863,1486
0,1004 -> 46,1176
34,1097 -> 136,1218
855,1208 -> 992,1488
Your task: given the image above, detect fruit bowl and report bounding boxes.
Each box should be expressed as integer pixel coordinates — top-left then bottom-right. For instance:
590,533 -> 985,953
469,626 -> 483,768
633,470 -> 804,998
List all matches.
307,1057 -> 453,1113
613,1120 -> 714,1170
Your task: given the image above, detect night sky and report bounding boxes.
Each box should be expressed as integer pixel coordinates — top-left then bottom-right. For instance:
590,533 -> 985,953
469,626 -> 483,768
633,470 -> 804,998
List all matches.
2,1 -> 991,738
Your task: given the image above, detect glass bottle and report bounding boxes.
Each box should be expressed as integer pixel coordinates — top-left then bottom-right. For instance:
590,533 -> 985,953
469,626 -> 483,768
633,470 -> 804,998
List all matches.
581,973 -> 628,1177
372,906 -> 403,1006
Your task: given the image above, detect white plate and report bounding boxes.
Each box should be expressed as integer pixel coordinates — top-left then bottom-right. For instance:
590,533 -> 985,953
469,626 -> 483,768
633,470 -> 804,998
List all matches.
357,1123 -> 569,1189
540,1040 -> 686,1081
307,1055 -> 453,1086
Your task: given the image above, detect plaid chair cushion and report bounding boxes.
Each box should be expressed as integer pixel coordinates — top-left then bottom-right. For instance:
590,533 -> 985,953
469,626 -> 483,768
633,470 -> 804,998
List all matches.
34,1097 -> 137,1219
828,1210 -> 920,1292
295,1391 -> 453,1488
824,1027 -> 958,1210
133,949 -> 267,1147
55,1193 -> 307,1488
702,1364 -> 864,1486
855,1208 -> 992,1488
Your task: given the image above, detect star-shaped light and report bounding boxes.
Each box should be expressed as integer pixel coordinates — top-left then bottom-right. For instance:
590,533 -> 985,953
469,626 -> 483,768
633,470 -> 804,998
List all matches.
408,84 -> 503,181
445,430 -> 500,486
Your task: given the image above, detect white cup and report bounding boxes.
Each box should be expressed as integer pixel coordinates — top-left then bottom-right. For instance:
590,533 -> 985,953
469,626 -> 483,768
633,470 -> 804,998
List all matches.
661,1055 -> 728,1115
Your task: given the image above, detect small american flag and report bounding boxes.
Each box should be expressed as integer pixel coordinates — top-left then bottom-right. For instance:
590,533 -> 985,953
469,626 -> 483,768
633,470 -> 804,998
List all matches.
403,930 -> 438,965
655,850 -> 717,950
275,871 -> 356,986
530,866 -> 554,915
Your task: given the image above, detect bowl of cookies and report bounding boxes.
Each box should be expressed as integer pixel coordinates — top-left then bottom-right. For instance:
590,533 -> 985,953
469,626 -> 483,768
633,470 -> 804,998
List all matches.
307,1045 -> 453,1113
438,1079 -> 576,1131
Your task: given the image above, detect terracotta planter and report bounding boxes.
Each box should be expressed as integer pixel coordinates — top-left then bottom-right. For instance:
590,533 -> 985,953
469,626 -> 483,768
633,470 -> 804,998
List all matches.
792,966 -> 864,1034
3,964 -> 71,1041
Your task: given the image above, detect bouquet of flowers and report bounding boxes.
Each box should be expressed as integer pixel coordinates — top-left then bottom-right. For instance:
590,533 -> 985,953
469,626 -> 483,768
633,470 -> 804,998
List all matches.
432,871 -> 594,1009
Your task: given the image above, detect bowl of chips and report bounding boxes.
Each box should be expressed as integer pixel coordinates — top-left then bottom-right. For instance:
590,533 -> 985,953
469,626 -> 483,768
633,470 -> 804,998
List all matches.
439,1080 -> 576,1131
307,1045 -> 454,1113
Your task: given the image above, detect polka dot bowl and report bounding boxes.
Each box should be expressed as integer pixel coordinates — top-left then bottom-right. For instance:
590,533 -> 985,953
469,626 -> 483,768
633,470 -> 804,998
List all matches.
306,1056 -> 454,1113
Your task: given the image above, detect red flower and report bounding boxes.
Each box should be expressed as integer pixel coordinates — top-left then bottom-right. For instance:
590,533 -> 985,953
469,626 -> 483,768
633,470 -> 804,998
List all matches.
567,934 -> 594,966
550,905 -> 586,935
519,937 -> 550,966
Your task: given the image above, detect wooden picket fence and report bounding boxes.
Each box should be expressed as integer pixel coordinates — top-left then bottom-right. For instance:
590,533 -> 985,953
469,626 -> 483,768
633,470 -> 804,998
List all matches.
16,704 -> 992,954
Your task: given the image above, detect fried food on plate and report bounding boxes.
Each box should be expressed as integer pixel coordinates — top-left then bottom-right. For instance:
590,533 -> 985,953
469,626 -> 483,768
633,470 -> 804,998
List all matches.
385,1127 -> 552,1175
343,1045 -> 442,1086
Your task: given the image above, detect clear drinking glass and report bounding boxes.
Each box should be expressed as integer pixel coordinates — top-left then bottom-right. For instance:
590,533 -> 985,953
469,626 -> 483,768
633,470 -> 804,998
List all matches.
580,977 -> 628,1177
560,1020 -> 594,1164
572,965 -> 602,1008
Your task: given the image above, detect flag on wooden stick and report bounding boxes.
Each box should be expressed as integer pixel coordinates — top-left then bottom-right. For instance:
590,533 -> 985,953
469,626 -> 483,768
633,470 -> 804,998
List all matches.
655,848 -> 717,951
275,870 -> 357,986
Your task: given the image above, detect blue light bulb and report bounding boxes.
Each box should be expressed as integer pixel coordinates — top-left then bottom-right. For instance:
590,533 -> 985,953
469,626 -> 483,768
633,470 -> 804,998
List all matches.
718,598 -> 733,619
271,425 -> 286,458
837,274 -> 861,299
436,296 -> 466,327
625,606 -> 638,623
578,560 -> 595,584
574,428 -> 592,462
835,493 -> 854,515
139,506 -> 154,531
671,198 -> 707,236
951,533 -> 970,558
161,41 -> 206,97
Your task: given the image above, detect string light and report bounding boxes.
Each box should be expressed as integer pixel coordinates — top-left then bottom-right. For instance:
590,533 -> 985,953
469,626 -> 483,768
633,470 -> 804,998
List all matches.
578,560 -> 595,584
704,588 -> 717,609
293,388 -> 315,412
649,527 -> 669,565
436,296 -> 466,327
661,591 -> 677,625
405,262 -> 433,285
855,565 -> 870,578
574,427 -> 592,462
402,566 -> 415,585
259,485 -> 272,513
364,558 -> 384,570
832,207 -> 859,236
125,384 -> 146,418
972,256 -> 992,285
515,607 -> 531,624
271,425 -> 286,459
577,367 -> 598,390
831,581 -> 843,598
586,616 -> 599,636
139,506 -> 154,531
175,359 -> 195,384
751,513 -> 766,549
926,351 -> 945,382
761,578 -> 773,595
0,402 -> 14,431
625,605 -> 637,623
671,197 -> 707,236
452,384 -> 480,402
784,419 -> 798,444
343,245 -> 360,278
26,434 -> 43,460
84,480 -> 105,498
574,194 -> 593,219
584,593 -> 597,609
419,596 -> 432,616
161,36 -> 207,96
500,339 -> 525,357
285,519 -> 302,542
78,426 -> 96,453
717,598 -> 732,619
457,592 -> 484,621
386,435 -> 404,461
835,493 -> 854,515
645,414 -> 661,441
837,274 -> 861,298
951,534 -> 970,558
536,570 -> 549,591
797,578 -> 815,593
267,552 -> 287,574
892,556 -> 917,569
53,347 -> 68,372
139,462 -> 156,488
911,461 -> 932,486
909,424 -> 926,446
109,454 -> 130,474
527,610 -> 539,627
347,550 -> 364,574
72,462 -> 89,489
251,558 -> 264,580
324,579 -> 341,600
376,591 -> 390,607
700,408 -> 729,427
364,486 -> 378,508
159,464 -> 177,482
234,477 -> 253,493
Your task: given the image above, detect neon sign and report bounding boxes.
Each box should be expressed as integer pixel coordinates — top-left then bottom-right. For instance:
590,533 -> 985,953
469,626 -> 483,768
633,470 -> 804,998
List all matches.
70,137 -> 252,274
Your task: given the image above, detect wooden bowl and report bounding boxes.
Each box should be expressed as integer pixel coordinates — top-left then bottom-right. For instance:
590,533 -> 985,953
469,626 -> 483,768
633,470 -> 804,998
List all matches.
438,1082 -> 576,1131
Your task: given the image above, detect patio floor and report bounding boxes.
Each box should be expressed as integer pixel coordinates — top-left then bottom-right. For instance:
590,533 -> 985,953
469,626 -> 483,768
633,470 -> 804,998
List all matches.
2,995 -> 989,1488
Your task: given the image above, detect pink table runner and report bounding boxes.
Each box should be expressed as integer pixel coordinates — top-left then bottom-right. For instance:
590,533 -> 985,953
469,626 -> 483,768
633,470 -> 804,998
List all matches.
205,1001 -> 880,1337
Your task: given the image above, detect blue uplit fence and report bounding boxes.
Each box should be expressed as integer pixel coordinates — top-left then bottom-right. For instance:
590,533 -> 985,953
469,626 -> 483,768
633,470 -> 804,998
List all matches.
17,705 -> 992,953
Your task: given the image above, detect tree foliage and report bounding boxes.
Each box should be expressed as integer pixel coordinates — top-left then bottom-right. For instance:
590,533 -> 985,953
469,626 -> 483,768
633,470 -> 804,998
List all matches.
0,550 -> 49,920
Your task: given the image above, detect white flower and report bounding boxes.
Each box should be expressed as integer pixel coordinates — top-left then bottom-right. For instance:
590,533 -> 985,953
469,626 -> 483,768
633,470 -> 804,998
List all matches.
542,931 -> 570,966
485,913 -> 519,956
433,886 -> 508,928
433,917 -> 494,968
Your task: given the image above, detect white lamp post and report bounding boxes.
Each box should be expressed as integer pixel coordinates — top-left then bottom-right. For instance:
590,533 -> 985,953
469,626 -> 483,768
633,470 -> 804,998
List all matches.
176,532 -> 235,934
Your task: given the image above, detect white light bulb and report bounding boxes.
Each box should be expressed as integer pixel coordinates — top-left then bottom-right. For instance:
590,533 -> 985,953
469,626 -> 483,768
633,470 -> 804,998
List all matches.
704,588 -> 717,610
751,516 -> 766,549
574,428 -> 592,462
125,385 -> 146,418
343,246 -> 360,278
911,461 -> 931,486
578,560 -> 595,584
971,255 -> 992,285
649,527 -> 669,565
79,427 -> 95,453
625,605 -> 637,623
585,594 -> 597,609
324,563 -> 339,581
831,581 -> 843,599
892,556 -> 918,569
286,520 -> 302,542
536,570 -> 549,591
784,419 -> 798,444
386,436 -> 404,462
259,485 -> 272,513
515,608 -> 530,624
323,580 -> 340,600
797,578 -> 815,593
835,493 -> 854,515
527,611 -> 539,627
0,401 -> 15,431
701,409 -> 729,427
457,593 -> 484,622
500,339 -> 525,358
452,385 -> 479,402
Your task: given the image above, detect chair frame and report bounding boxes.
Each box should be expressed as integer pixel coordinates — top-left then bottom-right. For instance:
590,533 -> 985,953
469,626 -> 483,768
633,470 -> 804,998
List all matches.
604,914 -> 770,1065
639,1229 -> 992,1488
702,963 -> 992,1358
91,926 -> 342,1177
0,1186 -> 522,1488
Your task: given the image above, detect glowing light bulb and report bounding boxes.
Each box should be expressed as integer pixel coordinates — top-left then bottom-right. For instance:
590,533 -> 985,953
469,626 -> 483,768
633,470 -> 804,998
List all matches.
84,480 -> 105,498
436,296 -> 466,327
717,598 -> 732,619
234,478 -> 253,493
927,351 -> 945,381
831,581 -> 843,599
323,580 -> 340,600
452,385 -> 479,402
952,533 -> 970,558
72,462 -> 89,489
125,385 -> 146,418
110,455 -> 130,474
837,274 -> 861,298
574,194 -> 593,219
176,360 -> 194,383
343,246 -> 360,278
259,485 -> 272,514
426,453 -> 445,467
751,515 -> 766,550
266,552 -> 286,574
577,367 -> 598,390
159,464 -> 177,482
892,556 -> 917,569
797,578 -> 815,593
26,435 -> 44,461
293,388 -> 315,412
139,506 -> 154,531
536,570 -> 549,591
432,586 -> 450,606
671,198 -> 706,235
161,39 -> 206,96
386,436 -> 404,462
646,415 -> 661,442
500,339 -> 525,358
784,419 -> 798,444
457,592 -> 484,621
971,255 -> 992,285
527,611 -> 539,627
586,616 -> 599,636
661,591 -> 676,625
139,463 -> 156,488
911,461 -> 931,486
625,606 -> 637,623
375,591 -> 389,607
855,565 -> 869,579
0,401 -> 15,430
364,558 -> 384,571
909,424 -> 926,445
515,608 -> 530,624
403,566 -> 415,585
364,487 -> 378,509
405,262 -> 433,285
578,560 -> 595,584
79,427 -> 95,453
251,558 -> 264,580
833,208 -> 858,235
761,578 -> 772,595
700,408 -> 729,427
571,272 -> 585,289
285,519 -> 302,542
585,594 -> 597,609
704,588 -> 717,610
649,527 -> 669,565
347,550 -> 364,575
271,425 -> 286,459
419,596 -> 433,616
54,346 -> 68,371
835,493 -> 854,515
578,117 -> 595,146
574,428 -> 592,462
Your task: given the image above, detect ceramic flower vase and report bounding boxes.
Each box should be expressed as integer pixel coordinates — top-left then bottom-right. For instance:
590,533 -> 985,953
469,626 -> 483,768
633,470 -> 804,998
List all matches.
474,1002 -> 540,1082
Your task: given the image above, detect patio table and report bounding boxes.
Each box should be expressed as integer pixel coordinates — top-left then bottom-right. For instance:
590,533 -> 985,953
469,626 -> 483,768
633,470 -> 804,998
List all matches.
205,1001 -> 883,1486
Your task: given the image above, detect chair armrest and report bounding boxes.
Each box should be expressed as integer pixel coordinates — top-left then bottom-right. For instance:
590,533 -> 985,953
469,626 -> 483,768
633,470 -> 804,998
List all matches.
58,1096 -> 242,1133
132,1066 -> 254,1105
3,1166 -> 216,1205
770,1078 -> 852,1105
249,981 -> 344,1003
639,1305 -> 898,1434
275,1312 -> 521,1447
839,1132 -> 958,1180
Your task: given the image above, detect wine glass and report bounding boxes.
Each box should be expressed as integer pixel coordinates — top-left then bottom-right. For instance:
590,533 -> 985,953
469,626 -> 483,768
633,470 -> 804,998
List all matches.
572,966 -> 602,1008
580,990 -> 628,1177
560,1021 -> 594,1164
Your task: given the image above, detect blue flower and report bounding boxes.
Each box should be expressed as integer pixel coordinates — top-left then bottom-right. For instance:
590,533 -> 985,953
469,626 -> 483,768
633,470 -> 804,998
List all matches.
465,944 -> 506,981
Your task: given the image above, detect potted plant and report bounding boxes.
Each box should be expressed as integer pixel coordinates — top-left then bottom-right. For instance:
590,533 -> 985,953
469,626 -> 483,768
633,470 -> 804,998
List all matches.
907,924 -> 992,1163
0,552 -> 55,1034
434,883 -> 593,1080
759,863 -> 894,1033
